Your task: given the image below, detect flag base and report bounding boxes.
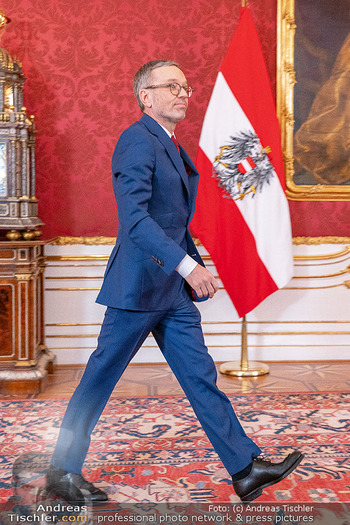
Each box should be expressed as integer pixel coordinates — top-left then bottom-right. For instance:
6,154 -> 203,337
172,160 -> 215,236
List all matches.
219,361 -> 270,377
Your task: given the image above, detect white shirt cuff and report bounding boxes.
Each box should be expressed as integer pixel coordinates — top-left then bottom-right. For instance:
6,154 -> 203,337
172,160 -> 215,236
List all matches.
176,254 -> 198,278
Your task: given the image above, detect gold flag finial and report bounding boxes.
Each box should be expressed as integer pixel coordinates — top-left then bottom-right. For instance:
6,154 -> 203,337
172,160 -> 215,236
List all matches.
0,8 -> 10,43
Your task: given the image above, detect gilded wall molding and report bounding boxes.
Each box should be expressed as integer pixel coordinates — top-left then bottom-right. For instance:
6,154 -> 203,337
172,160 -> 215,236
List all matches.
46,320 -> 350,328
52,236 -> 116,245
45,267 -> 350,280
44,329 -> 350,338
294,246 -> 350,260
292,237 -> 350,245
52,235 -> 350,246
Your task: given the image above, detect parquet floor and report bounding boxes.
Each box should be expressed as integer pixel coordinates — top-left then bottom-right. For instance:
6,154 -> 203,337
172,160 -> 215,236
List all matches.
26,361 -> 350,399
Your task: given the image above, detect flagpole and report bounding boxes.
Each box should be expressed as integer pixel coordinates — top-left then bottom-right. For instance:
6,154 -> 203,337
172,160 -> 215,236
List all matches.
219,316 -> 270,377
218,0 -> 268,378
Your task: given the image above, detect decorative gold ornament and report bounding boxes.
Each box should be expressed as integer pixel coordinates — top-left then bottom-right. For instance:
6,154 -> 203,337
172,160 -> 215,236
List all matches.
6,228 -> 20,240
22,230 -> 36,240
0,8 -> 10,43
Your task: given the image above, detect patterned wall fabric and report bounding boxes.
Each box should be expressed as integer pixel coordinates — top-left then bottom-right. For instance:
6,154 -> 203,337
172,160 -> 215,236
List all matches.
2,0 -> 348,238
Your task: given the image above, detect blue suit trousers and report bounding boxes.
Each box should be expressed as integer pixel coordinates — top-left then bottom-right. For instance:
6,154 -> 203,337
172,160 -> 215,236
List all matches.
51,289 -> 261,475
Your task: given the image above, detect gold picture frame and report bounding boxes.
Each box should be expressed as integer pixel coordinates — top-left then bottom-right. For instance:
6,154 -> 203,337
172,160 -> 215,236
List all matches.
277,0 -> 350,201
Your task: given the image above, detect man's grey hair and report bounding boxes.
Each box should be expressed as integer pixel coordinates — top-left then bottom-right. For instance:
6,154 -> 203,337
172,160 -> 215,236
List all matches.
133,60 -> 180,111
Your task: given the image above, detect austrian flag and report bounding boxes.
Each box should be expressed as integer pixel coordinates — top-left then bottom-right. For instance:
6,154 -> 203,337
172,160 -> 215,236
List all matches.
190,6 -> 294,317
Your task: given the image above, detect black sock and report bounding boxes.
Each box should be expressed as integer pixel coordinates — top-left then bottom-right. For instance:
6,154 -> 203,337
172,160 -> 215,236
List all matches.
231,462 -> 253,481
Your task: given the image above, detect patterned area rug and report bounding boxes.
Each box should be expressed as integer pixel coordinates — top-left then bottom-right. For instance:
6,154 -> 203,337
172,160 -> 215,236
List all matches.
0,392 -> 349,504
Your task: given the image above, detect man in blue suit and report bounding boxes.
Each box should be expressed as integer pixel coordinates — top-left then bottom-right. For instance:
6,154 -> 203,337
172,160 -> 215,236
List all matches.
46,60 -> 303,503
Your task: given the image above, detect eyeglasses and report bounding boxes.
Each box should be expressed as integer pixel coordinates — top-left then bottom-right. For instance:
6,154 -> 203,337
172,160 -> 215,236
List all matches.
144,82 -> 194,98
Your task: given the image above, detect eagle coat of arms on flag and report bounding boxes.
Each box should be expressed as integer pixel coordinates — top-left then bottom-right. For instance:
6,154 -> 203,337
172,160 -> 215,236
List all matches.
213,130 -> 274,201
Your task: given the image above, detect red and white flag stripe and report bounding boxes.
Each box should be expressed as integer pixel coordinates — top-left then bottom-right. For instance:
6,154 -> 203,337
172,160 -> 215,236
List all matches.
191,7 -> 294,317
238,157 -> 255,174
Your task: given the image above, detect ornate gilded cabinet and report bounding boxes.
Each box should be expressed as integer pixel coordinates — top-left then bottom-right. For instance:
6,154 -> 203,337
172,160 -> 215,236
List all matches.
0,13 -> 55,393
0,240 -> 55,393
0,47 -> 43,238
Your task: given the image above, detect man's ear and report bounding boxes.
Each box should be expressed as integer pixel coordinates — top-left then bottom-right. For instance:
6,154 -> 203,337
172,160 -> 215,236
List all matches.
140,88 -> 152,109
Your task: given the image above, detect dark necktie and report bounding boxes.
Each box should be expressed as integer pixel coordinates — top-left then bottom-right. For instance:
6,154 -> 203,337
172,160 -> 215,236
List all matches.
171,135 -> 191,176
171,135 -> 181,155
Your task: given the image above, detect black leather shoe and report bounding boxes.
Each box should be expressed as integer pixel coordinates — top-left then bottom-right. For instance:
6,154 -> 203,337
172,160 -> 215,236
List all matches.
232,450 -> 304,502
46,465 -> 108,504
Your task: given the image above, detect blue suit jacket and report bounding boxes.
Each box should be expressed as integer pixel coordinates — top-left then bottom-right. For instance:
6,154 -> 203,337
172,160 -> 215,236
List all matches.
96,113 -> 205,311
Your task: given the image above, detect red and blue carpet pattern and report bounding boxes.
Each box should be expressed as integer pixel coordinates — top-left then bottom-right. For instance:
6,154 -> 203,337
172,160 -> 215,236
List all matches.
0,392 -> 349,503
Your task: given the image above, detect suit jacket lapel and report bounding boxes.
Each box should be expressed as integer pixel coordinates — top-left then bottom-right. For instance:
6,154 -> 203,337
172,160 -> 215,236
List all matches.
140,114 -> 190,195
179,144 -> 199,221
159,133 -> 190,194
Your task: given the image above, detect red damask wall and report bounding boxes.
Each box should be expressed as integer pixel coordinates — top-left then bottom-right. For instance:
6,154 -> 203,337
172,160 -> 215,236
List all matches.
2,0 -> 348,238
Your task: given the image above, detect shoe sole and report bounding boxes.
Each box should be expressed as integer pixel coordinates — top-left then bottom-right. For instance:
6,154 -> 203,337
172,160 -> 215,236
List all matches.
240,452 -> 305,502
241,488 -> 263,502
45,486 -> 108,506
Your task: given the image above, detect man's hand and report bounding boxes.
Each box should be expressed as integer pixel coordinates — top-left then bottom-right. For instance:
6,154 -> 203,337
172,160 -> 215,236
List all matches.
185,264 -> 219,299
